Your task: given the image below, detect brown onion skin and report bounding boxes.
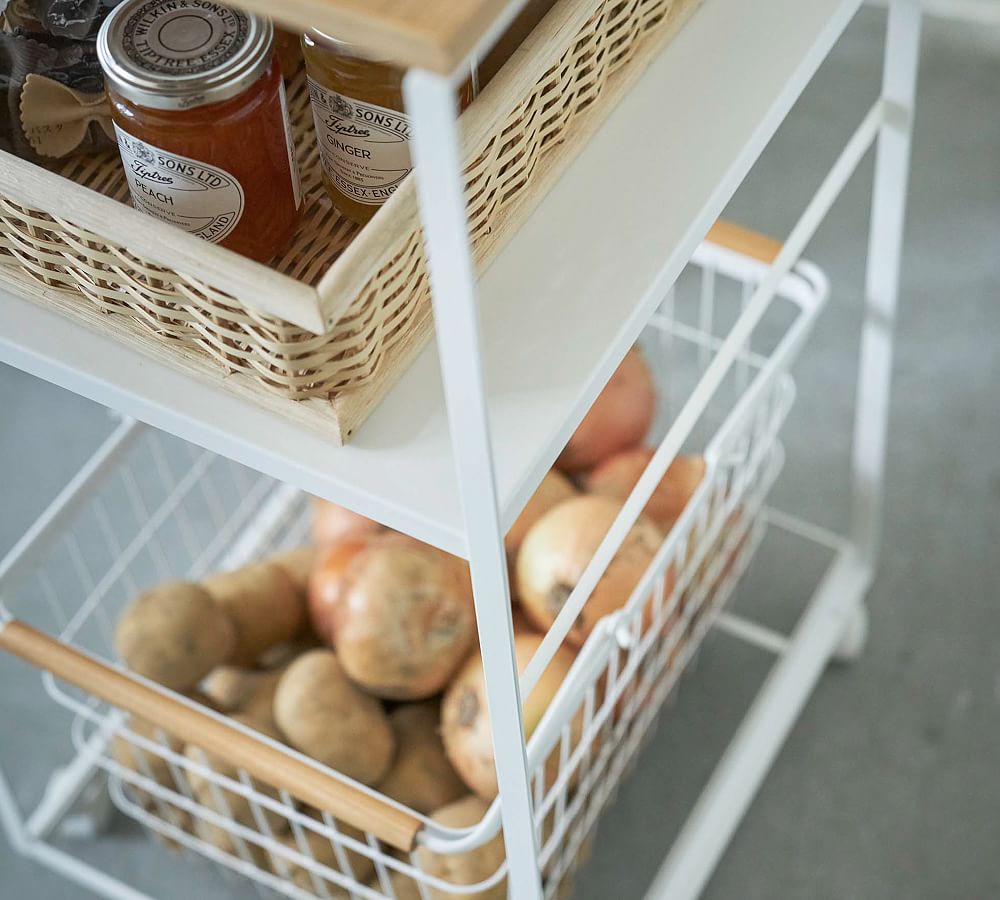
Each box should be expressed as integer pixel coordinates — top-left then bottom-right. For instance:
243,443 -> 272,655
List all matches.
441,631 -> 577,800
587,449 -> 707,531
326,534 -> 477,700
505,469 -> 577,557
307,539 -> 369,642
516,495 -> 663,646
311,498 -> 384,548
556,347 -> 657,474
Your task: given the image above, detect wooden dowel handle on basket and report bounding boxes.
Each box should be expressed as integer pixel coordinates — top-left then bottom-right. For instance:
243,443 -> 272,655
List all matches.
0,619 -> 422,853
707,219 -> 783,264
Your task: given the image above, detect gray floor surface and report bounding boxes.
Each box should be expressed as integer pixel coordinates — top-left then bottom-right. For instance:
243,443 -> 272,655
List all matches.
1,6 -> 999,899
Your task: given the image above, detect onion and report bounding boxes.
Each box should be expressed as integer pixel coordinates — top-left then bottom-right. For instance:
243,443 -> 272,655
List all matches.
505,469 -> 577,557
693,507 -> 747,615
441,631 -> 577,800
271,546 -> 315,597
587,449 -> 707,531
557,347 -> 657,474
717,508 -> 748,584
516,495 -> 662,646
307,538 -> 370,641
311,497 -> 384,547
325,533 -> 476,700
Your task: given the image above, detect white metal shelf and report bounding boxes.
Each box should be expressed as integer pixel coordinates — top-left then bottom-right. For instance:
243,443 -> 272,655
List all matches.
0,0 -> 859,560
0,286 -> 468,557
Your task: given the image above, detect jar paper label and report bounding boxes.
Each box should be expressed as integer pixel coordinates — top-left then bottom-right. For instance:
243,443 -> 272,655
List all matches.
307,77 -> 412,207
114,125 -> 245,243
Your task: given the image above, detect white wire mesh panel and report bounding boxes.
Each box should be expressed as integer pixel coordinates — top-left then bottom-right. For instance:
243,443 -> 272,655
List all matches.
0,238 -> 826,900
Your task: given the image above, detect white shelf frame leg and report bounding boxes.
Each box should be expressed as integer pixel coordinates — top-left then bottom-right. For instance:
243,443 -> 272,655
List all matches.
645,547 -> 874,900
644,3 -> 921,897
850,0 -> 922,571
403,69 -> 543,900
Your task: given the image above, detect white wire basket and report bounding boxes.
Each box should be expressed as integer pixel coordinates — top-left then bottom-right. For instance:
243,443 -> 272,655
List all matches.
0,228 -> 827,900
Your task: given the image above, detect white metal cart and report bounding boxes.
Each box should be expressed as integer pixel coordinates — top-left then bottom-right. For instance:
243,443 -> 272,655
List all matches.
0,0 -> 922,898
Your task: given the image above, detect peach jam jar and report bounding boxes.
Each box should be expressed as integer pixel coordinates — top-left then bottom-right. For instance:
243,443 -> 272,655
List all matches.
98,0 -> 302,262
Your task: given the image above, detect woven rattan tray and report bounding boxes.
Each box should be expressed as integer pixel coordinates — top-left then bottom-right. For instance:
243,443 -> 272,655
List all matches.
0,0 -> 700,443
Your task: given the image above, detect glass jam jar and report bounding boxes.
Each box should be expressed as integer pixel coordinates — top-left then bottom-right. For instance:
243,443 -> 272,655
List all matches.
274,27 -> 304,79
302,31 -> 473,225
97,0 -> 302,262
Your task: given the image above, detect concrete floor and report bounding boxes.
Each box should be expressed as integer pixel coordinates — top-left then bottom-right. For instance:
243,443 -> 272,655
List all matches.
2,6 -> 999,899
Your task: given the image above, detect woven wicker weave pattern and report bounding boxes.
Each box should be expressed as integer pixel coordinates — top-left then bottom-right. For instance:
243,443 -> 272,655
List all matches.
0,0 -> 686,406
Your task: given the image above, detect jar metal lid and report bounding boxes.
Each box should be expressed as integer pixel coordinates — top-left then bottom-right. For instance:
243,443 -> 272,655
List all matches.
303,28 -> 391,64
98,0 -> 273,111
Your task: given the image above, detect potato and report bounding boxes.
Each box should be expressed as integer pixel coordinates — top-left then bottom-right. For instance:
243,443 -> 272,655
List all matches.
200,666 -> 259,712
152,807 -> 193,854
112,693 -> 219,810
371,871 -> 423,900
378,702 -> 466,814
112,715 -> 183,807
116,582 -> 235,690
272,824 -> 375,893
256,635 -> 323,670
183,713 -> 287,832
204,562 -> 305,666
324,534 -> 476,700
186,689 -> 224,713
200,666 -> 283,724
274,650 -> 395,786
271,546 -> 316,597
414,796 -> 506,900
194,817 -> 270,868
241,672 -> 284,724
